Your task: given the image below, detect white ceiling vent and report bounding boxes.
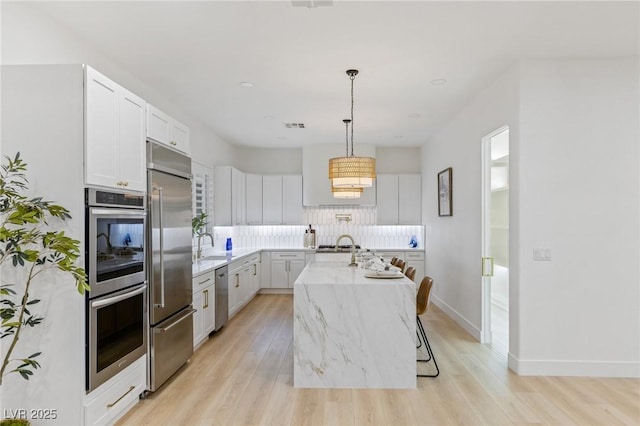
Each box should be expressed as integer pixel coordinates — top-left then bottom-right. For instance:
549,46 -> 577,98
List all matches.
284,123 -> 305,129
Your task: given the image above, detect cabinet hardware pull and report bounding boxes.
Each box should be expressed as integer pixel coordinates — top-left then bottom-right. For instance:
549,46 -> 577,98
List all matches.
198,278 -> 211,285
253,264 -> 257,276
236,273 -> 240,288
204,289 -> 208,308
107,385 -> 135,408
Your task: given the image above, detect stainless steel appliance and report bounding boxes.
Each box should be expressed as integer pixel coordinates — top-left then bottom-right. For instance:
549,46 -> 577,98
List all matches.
214,266 -> 229,331
147,141 -> 195,392
85,188 -> 147,392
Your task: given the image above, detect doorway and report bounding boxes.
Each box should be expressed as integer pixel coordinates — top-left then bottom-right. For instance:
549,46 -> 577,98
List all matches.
481,126 -> 509,358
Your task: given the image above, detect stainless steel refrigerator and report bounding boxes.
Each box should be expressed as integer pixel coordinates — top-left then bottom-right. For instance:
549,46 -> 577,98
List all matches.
147,141 -> 195,392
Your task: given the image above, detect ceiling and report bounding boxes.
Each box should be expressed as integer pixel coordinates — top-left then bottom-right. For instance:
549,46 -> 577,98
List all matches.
17,1 -> 640,149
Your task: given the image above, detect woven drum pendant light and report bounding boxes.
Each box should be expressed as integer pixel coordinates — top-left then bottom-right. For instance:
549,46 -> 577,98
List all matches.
332,119 -> 363,199
329,69 -> 376,188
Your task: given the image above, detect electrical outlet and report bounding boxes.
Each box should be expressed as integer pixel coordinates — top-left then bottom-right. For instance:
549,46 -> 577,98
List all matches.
533,248 -> 551,261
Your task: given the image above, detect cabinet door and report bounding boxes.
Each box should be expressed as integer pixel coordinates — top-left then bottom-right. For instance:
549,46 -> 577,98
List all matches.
398,174 -> 421,224
117,90 -> 146,192
251,262 -> 260,295
263,175 -> 283,225
288,260 -> 306,288
85,67 -> 119,188
214,166 -> 232,226
202,286 -> 216,335
270,260 -> 289,288
232,168 -> 246,225
147,104 -> 171,144
246,174 -> 263,225
170,119 -> 190,155
260,252 -> 271,288
283,175 -> 303,224
229,270 -> 241,316
376,175 -> 399,225
193,290 -> 205,348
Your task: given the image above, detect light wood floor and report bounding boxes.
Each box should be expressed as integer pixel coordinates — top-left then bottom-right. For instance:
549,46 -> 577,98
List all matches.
118,294 -> 640,426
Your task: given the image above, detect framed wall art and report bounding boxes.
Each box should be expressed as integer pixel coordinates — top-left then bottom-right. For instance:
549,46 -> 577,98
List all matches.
438,167 -> 452,217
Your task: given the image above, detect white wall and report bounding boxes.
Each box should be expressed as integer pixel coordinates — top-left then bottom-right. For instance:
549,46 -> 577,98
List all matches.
376,147 -> 421,174
515,59 -> 639,376
0,2 -> 235,167
423,58 -> 640,377
234,147 -> 303,174
421,65 -> 521,347
2,65 -> 86,425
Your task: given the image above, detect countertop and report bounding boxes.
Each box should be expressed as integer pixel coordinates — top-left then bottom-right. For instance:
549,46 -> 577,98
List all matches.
192,247 -> 425,277
294,261 -> 415,287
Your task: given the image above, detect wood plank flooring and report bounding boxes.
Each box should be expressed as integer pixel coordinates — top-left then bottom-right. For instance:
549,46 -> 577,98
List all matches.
117,294 -> 640,426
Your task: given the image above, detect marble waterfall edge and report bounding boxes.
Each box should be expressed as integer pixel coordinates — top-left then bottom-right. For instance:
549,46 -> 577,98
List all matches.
293,262 -> 416,389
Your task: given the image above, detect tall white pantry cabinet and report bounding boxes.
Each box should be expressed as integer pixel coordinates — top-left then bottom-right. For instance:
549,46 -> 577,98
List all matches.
1,65 -> 146,425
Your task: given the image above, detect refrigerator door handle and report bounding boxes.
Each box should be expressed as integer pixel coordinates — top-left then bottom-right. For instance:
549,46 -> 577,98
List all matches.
153,308 -> 197,333
153,185 -> 166,308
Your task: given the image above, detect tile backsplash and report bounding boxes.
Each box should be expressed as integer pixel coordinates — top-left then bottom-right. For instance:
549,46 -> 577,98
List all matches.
211,207 -> 424,250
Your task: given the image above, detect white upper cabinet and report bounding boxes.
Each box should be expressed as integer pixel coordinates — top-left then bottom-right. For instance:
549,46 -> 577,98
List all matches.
376,174 -> 421,225
283,175 -> 303,225
246,174 -> 263,225
146,104 -> 190,155
262,176 -> 283,225
262,175 -> 303,225
214,166 -> 246,226
85,66 -> 146,192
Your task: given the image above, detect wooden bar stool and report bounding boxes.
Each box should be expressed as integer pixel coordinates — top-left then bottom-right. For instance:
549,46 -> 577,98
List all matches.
416,276 -> 439,378
404,266 -> 416,282
395,259 -> 406,274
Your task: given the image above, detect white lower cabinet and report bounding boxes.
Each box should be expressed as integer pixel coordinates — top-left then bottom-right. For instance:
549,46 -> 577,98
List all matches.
229,254 -> 261,317
271,252 -> 306,288
261,251 -> 271,288
84,355 -> 146,426
193,271 -> 216,348
404,250 -> 425,283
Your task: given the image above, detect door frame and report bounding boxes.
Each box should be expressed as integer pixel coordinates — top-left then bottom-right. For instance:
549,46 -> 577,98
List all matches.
480,125 -> 509,344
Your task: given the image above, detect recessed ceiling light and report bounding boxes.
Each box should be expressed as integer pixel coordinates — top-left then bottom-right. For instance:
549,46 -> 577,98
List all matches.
264,115 -> 275,120
239,81 -> 254,88
430,79 -> 447,86
408,113 -> 421,119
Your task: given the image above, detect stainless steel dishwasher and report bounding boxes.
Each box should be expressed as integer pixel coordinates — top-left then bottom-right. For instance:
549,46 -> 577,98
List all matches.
214,265 -> 228,331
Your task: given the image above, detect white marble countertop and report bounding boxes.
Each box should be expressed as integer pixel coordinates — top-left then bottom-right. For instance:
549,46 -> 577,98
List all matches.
295,261 -> 415,287
192,247 -> 425,277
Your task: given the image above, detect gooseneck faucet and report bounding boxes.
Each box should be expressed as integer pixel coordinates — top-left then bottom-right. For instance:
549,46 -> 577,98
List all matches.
196,232 -> 214,259
335,234 -> 358,267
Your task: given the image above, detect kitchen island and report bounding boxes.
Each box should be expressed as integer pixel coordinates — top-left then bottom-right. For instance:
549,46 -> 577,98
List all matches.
293,261 -> 416,389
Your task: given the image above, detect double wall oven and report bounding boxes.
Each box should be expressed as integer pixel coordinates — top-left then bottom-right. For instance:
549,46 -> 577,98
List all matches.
85,188 -> 147,392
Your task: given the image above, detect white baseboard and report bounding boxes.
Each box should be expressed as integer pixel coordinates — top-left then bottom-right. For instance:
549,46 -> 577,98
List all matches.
431,295 -> 481,342
508,353 -> 640,378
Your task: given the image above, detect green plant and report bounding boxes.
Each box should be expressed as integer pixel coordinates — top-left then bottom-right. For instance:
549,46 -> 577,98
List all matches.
192,212 -> 208,236
0,153 -> 89,385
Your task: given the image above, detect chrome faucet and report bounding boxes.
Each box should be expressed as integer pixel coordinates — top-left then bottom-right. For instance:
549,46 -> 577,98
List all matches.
196,232 -> 214,259
335,234 -> 358,267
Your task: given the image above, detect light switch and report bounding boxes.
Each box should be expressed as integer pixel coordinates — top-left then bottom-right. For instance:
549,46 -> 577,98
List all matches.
533,248 -> 551,261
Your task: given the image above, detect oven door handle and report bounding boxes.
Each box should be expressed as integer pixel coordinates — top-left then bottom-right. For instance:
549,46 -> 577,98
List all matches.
91,283 -> 147,309
152,185 -> 166,308
89,208 -> 146,218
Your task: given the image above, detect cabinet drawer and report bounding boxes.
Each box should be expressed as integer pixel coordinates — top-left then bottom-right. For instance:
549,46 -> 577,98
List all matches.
404,251 -> 425,261
85,356 -> 146,426
271,252 -> 305,261
192,272 -> 215,293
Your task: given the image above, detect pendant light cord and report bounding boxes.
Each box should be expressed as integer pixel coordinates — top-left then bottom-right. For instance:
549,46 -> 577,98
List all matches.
350,73 -> 355,157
